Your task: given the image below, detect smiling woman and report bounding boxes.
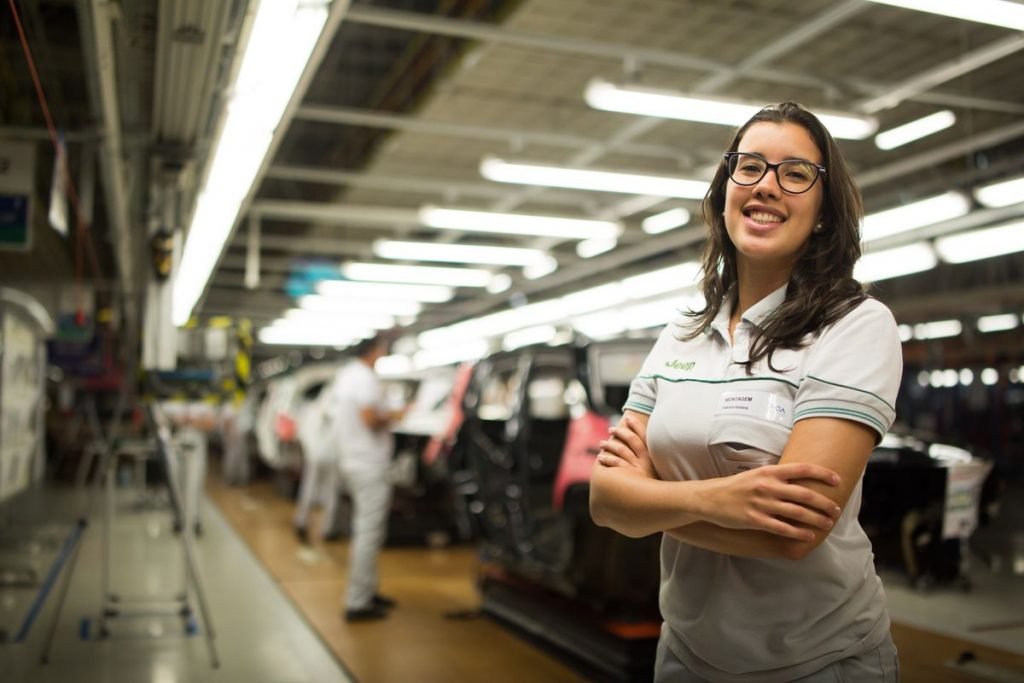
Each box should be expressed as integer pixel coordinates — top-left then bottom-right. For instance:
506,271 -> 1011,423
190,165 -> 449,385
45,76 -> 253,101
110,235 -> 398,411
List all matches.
590,102 -> 905,682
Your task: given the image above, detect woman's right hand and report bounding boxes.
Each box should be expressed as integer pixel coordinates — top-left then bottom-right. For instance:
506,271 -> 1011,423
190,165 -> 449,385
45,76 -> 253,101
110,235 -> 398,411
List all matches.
697,463 -> 843,541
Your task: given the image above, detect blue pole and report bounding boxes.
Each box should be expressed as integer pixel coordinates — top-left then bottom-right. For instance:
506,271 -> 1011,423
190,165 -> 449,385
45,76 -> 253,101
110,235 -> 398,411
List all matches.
13,519 -> 85,643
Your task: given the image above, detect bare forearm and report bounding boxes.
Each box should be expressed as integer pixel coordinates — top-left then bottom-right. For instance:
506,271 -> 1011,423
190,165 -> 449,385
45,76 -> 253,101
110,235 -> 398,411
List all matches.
666,522 -> 806,560
589,465 -> 704,538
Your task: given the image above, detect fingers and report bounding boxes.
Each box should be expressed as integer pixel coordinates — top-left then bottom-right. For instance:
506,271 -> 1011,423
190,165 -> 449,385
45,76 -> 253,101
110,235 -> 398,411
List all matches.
771,501 -> 835,531
596,451 -> 630,468
598,437 -> 639,465
762,516 -> 816,542
785,485 -> 843,520
609,425 -> 644,454
772,462 -> 841,487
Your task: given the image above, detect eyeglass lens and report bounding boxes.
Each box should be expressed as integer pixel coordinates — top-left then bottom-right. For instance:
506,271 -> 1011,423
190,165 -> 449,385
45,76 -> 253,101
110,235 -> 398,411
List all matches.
728,154 -> 818,193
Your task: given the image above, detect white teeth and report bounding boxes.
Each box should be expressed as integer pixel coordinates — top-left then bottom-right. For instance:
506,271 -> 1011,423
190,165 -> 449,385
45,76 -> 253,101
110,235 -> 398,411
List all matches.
748,211 -> 783,224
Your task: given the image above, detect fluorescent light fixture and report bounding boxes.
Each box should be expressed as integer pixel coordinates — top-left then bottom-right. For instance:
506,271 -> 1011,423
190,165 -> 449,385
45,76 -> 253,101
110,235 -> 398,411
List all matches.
258,326 -> 365,347
173,0 -> 329,326
642,208 -> 692,234
981,367 -> 1000,386
419,206 -> 621,240
974,175 -> 1024,208
862,191 -> 970,242
898,324 -> 914,342
976,313 -> 1019,333
374,239 -> 548,267
523,255 -> 558,280
622,261 -> 702,299
298,295 -> 422,317
585,79 -> 878,140
562,283 -> 627,314
571,311 -> 627,340
418,298 -> 570,350
959,368 -> 974,386
316,279 -> 453,302
502,325 -> 557,351
284,309 -> 396,330
874,110 -> 956,150
855,242 -> 937,282
622,296 -> 685,330
341,262 -> 492,287
934,220 -> 1024,263
480,157 -> 709,199
865,0 -> 1024,30
913,319 -> 962,340
375,354 -> 413,377
576,237 -> 617,258
486,273 -> 512,293
413,340 -> 490,371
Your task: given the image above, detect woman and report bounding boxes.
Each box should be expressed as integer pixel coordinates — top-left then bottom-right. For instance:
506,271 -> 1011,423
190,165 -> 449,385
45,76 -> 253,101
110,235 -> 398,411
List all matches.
590,102 -> 902,682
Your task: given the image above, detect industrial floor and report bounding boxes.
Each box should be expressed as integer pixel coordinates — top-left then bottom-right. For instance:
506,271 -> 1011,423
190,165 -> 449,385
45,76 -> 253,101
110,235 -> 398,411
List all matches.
2,461 -> 1023,682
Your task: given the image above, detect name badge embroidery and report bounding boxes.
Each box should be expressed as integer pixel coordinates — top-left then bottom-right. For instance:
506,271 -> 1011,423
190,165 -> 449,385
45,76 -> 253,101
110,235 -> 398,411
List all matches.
714,390 -> 793,424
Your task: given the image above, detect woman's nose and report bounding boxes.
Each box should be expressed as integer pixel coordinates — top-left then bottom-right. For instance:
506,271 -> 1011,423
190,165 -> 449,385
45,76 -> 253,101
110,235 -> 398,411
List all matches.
752,167 -> 782,198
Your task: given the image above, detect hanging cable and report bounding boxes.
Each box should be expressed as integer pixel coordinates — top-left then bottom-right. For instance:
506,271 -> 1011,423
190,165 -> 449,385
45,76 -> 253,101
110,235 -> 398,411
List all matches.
7,0 -> 107,317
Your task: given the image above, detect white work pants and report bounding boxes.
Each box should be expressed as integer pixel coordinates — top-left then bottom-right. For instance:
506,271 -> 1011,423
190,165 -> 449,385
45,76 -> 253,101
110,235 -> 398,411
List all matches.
168,427 -> 207,531
222,416 -> 250,485
293,457 -> 340,537
341,467 -> 392,610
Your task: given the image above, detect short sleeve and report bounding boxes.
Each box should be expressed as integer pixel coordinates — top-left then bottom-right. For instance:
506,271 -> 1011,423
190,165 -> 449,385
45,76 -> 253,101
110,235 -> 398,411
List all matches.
623,325 -> 674,415
794,298 -> 902,440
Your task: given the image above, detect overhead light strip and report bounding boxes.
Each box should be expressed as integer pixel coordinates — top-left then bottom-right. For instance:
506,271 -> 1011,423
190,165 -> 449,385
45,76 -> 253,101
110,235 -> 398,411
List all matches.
340,262 -> 494,287
480,157 -> 709,199
874,110 -> 956,150
418,206 -> 621,240
864,0 -> 1024,31
642,208 -> 692,235
173,0 -> 331,326
297,294 -> 422,317
373,239 -> 549,267
862,191 -> 970,242
316,279 -> 454,303
854,242 -> 937,282
974,175 -> 1024,209
934,220 -> 1024,263
584,79 -> 878,140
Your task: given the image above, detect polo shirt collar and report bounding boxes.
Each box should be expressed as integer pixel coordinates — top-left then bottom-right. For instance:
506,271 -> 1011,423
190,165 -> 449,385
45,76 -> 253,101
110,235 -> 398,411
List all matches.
708,283 -> 789,340
742,283 -> 789,329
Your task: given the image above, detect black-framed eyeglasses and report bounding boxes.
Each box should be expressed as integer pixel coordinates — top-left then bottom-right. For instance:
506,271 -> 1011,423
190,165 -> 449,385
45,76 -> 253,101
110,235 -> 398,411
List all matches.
723,152 -> 826,195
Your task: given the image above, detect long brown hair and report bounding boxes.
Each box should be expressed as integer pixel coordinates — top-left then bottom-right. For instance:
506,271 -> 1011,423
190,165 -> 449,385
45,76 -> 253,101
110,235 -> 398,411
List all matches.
684,101 -> 866,370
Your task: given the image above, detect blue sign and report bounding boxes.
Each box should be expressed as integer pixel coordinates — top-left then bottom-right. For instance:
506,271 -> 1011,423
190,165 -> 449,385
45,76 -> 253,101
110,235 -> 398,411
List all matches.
0,194 -> 29,249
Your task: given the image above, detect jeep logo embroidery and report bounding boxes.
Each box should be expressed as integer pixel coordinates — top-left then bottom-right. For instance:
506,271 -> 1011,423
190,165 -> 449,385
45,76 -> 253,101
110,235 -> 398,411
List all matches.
665,359 -> 695,371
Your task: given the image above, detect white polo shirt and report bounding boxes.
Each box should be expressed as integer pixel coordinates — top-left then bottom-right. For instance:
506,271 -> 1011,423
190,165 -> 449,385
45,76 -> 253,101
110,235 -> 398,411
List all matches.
331,360 -> 393,474
626,285 -> 902,682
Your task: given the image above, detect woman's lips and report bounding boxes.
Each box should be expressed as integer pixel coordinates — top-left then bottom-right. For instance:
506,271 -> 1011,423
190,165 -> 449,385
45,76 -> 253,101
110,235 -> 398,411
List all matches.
743,209 -> 785,232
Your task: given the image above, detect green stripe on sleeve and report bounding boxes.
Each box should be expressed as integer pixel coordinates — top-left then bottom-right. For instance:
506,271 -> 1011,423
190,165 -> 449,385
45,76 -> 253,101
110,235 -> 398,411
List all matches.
794,407 -> 885,433
623,401 -> 654,414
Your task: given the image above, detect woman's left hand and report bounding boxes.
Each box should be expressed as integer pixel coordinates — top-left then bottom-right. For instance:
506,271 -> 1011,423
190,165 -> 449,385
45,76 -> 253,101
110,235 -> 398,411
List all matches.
596,411 -> 657,478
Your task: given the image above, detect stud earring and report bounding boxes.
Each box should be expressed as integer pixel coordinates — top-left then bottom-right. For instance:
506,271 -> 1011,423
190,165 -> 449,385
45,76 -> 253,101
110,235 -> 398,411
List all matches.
813,222 -> 824,233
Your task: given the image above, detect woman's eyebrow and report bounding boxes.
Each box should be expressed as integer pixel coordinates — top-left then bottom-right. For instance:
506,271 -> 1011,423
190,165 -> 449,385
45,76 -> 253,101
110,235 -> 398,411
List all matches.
738,150 -> 819,164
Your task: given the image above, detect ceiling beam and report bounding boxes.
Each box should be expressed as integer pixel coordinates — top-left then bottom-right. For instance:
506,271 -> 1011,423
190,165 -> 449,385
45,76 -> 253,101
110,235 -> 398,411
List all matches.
293,105 -> 684,160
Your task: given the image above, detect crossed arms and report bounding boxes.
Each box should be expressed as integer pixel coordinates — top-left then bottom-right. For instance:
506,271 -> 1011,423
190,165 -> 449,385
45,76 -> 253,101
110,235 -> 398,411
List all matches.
589,410 -> 876,560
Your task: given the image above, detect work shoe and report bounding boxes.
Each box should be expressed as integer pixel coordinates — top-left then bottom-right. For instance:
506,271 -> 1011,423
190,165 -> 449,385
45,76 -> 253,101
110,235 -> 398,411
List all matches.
344,605 -> 389,622
372,593 -> 396,609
